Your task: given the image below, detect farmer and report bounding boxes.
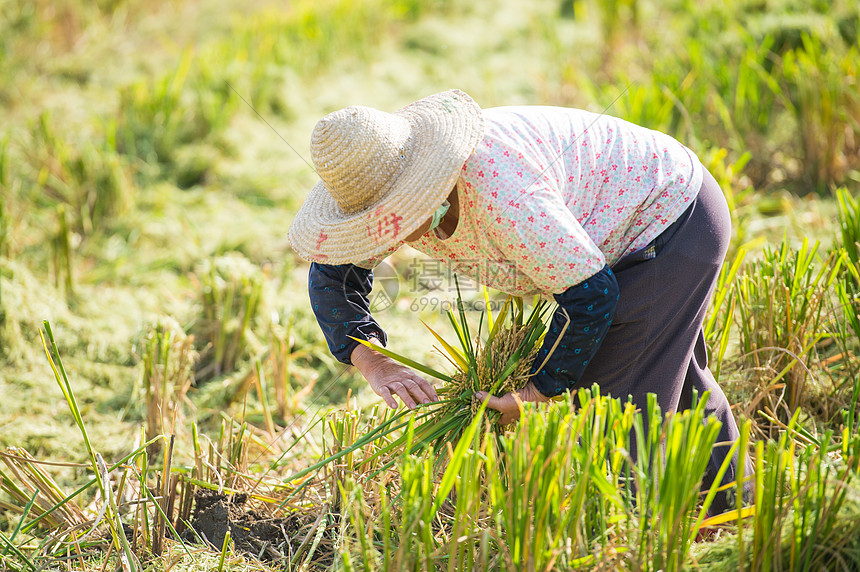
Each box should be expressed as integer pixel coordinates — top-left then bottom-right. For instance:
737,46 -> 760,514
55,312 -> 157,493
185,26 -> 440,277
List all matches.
288,89 -> 751,513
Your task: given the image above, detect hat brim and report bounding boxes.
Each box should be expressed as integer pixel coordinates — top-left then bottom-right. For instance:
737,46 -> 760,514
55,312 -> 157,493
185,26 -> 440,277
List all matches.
288,89 -> 484,265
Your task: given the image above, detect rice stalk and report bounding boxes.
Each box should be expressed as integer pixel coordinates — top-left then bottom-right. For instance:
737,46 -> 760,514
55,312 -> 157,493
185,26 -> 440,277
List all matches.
254,359 -> 276,436
216,528 -> 231,572
0,529 -> 37,572
837,186 -> 860,268
733,237 -> 842,433
116,50 -> 201,169
704,245 -> 747,381
39,321 -> 138,570
3,489 -> 39,554
134,317 -> 197,458
17,438 -> 159,539
194,254 -> 263,383
839,295 -> 860,432
331,387 -> 758,570
0,449 -> 88,531
51,205 -> 74,298
0,135 -> 9,262
269,314 -> 314,421
695,402 -> 860,571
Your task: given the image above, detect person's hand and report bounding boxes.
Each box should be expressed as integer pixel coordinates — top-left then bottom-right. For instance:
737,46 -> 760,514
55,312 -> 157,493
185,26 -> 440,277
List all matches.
351,340 -> 438,409
475,381 -> 550,425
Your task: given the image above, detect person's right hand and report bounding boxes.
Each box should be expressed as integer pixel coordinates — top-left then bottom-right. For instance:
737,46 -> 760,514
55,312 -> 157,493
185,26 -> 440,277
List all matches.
351,340 -> 438,409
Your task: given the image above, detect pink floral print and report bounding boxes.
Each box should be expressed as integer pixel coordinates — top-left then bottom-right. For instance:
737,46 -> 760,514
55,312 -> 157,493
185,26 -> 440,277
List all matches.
412,106 -> 703,295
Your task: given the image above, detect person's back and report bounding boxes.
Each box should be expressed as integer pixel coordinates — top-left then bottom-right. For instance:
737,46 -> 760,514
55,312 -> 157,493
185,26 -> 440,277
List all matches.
479,106 -> 703,263
409,105 -> 705,295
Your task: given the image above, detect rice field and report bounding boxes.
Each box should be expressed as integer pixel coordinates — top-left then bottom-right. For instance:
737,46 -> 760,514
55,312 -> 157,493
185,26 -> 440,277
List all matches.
1,0 -> 859,570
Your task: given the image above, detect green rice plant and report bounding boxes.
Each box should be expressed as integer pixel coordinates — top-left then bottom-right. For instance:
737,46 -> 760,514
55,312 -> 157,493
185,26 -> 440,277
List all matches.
577,55 -> 705,147
0,327 -> 166,568
194,0 -> 392,120
253,359 -> 276,436
0,481 -> 39,561
218,0 -> 460,116
208,413 -> 297,494
322,403 -> 409,496
583,78 -> 675,134
218,417 -> 249,484
290,287 -> 749,568
781,436 -> 858,570
133,317 -> 198,458
194,254 -> 263,382
39,320 -> 139,570
275,406 -> 417,504
333,387 -> 745,570
699,412 -> 860,571
269,314 -> 315,421
680,32 -> 788,187
277,289 -> 552,512
29,113 -> 130,235
7,438 -> 159,547
436,427 -> 494,571
781,34 -> 860,192
426,293 -> 550,435
50,205 -> 74,298
152,436 -> 175,557
708,34 -> 784,144
835,266 -> 860,435
116,51 -> 194,168
704,245 -> 747,382
733,237 -> 842,432
487,389 -> 629,570
833,185 -> 860,435
217,527 -> 231,572
0,135 -> 9,261
629,392 -> 742,572
389,0 -> 455,20
837,187 -> 860,268
116,50 -> 234,177
336,401 -> 491,570
233,1 -> 384,78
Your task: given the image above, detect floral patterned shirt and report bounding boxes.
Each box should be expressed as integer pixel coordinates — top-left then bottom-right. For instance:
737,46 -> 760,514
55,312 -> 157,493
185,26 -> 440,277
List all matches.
402,106 -> 703,295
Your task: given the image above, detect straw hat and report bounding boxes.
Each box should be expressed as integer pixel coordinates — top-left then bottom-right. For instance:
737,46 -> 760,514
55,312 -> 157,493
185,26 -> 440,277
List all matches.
288,89 -> 484,265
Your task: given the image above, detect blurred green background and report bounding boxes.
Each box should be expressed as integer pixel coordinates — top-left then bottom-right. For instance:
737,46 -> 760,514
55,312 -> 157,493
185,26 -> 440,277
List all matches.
0,0 -> 858,468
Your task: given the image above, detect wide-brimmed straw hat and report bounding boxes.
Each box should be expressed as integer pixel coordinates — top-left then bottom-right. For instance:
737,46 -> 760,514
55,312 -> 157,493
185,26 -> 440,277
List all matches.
288,89 -> 484,265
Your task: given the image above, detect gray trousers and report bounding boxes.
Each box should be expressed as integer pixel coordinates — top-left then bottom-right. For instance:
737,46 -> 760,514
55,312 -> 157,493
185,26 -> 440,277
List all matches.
582,168 -> 752,514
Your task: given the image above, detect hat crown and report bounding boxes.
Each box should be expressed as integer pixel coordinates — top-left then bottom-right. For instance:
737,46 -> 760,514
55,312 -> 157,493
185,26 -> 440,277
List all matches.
311,106 -> 411,215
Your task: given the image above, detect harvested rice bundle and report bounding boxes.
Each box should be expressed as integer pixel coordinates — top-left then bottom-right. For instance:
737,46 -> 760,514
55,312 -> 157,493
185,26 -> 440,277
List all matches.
280,286 -> 556,491
348,287 -> 555,466
430,296 -> 548,439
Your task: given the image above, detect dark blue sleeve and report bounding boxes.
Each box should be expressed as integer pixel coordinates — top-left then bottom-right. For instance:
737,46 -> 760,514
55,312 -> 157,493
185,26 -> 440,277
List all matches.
530,265 -> 619,397
308,262 -> 388,365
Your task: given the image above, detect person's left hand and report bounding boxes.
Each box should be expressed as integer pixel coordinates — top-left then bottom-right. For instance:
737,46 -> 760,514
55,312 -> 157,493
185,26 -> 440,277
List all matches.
475,381 -> 550,425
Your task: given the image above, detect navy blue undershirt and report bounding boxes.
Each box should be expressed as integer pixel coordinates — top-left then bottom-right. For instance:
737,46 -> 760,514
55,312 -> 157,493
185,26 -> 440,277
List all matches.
308,262 -> 388,363
308,262 -> 619,396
